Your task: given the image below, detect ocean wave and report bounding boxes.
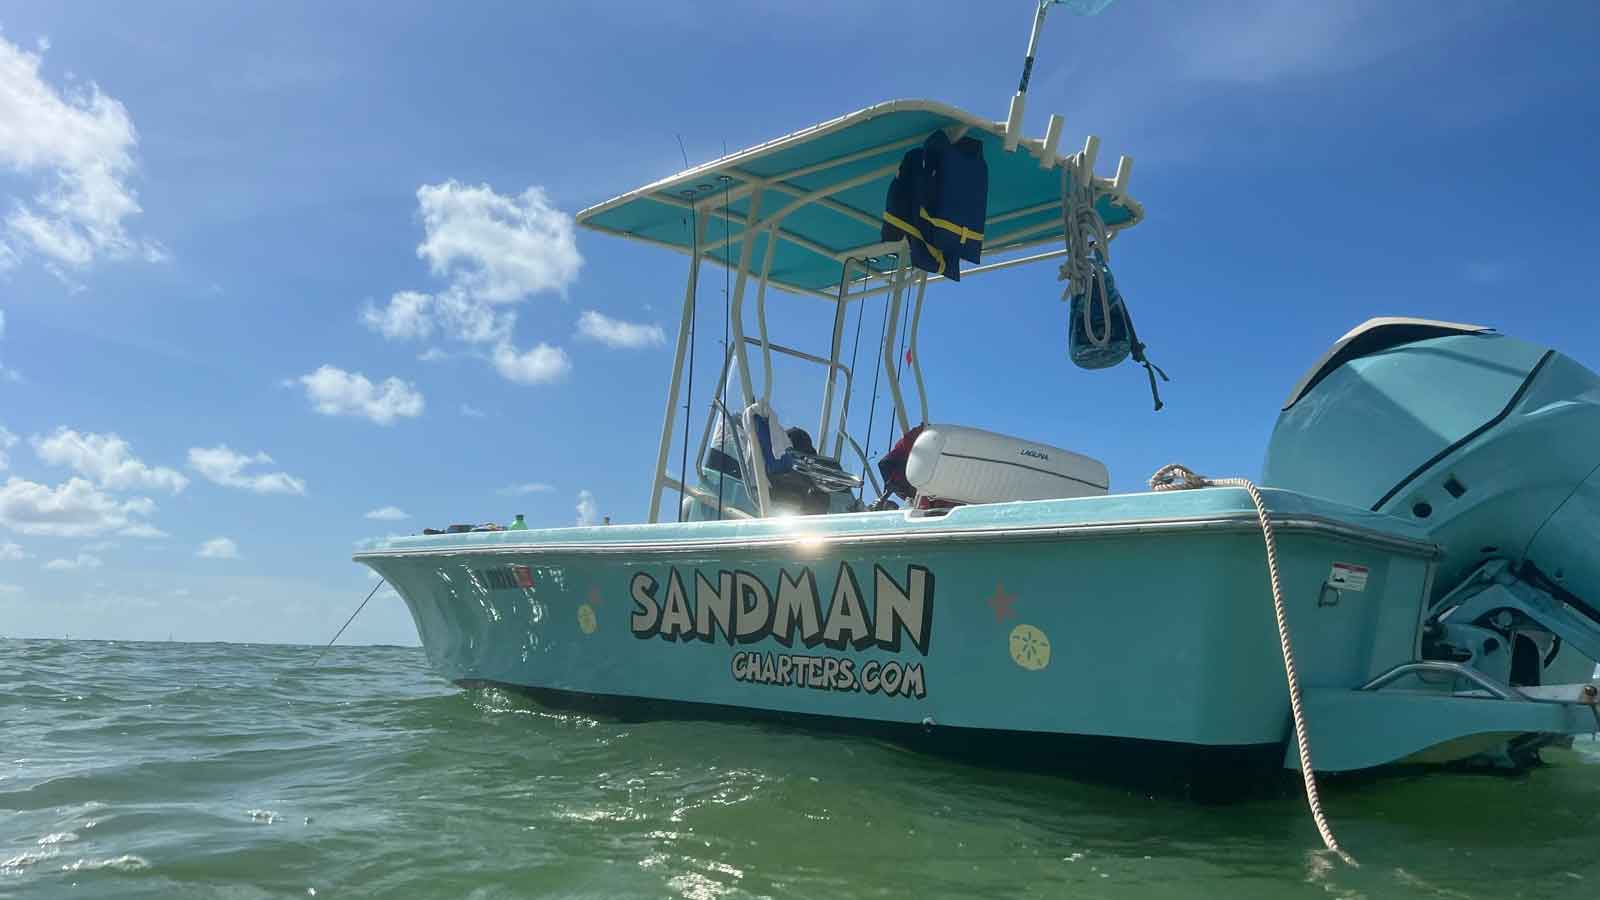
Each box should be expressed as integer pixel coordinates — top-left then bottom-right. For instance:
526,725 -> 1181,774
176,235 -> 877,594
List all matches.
4,638 -> 1600,898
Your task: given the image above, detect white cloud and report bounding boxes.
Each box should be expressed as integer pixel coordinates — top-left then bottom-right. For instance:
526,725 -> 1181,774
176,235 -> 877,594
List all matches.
361,181 -> 581,386
0,424 -> 15,469
293,366 -> 424,425
576,489 -> 598,526
83,540 -> 117,552
43,552 -> 101,570
0,476 -> 156,537
0,540 -> 27,560
361,290 -> 435,340
0,33 -> 164,271
576,310 -> 666,349
32,427 -> 188,493
0,308 -> 5,338
119,522 -> 167,539
0,583 -> 21,594
364,288 -> 513,347
353,533 -> 403,551
196,536 -> 239,559
187,445 -> 307,495
364,506 -> 409,521
436,290 -> 514,345
415,181 -> 582,303
499,482 -> 554,496
459,404 -> 486,418
492,342 -> 570,385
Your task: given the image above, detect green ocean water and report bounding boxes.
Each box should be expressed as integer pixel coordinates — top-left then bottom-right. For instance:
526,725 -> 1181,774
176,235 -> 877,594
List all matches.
4,638 -> 1599,899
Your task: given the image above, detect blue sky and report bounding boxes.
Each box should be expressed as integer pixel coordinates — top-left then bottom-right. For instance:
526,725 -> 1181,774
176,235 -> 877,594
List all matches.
1,1 -> 1597,644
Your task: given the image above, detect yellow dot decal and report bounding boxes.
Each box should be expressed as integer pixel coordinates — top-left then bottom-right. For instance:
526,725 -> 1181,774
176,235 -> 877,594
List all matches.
577,603 -> 598,635
1009,623 -> 1050,671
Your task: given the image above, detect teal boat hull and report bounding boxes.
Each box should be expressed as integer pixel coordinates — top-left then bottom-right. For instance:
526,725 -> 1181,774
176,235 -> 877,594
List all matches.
359,488 -> 1461,762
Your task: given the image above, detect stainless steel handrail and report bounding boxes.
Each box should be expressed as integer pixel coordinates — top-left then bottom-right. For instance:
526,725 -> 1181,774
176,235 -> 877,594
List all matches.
1360,661 -> 1525,700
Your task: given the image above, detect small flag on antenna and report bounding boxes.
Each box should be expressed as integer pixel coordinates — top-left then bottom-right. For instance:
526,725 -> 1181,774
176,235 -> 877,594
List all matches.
1051,0 -> 1118,14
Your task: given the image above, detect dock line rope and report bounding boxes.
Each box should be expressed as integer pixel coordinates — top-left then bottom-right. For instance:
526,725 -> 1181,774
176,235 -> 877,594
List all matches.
1148,464 -> 1356,867
1058,152 -> 1112,348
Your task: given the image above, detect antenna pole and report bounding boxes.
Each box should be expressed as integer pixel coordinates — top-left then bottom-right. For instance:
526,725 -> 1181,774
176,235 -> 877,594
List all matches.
1005,0 -> 1053,151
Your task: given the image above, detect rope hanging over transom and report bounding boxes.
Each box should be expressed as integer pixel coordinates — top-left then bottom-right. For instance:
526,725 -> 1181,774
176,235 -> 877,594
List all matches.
1149,463 -> 1357,868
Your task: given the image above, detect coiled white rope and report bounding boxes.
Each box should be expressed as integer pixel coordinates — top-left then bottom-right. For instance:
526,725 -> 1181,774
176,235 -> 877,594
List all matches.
1148,464 -> 1356,867
1058,153 -> 1113,348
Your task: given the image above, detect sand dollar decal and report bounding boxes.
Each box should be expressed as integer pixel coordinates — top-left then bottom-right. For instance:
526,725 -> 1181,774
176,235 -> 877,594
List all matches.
577,603 -> 598,635
1008,623 -> 1050,671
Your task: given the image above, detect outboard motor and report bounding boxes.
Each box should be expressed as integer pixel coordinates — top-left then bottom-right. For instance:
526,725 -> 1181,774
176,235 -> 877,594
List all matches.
1263,317 -> 1600,694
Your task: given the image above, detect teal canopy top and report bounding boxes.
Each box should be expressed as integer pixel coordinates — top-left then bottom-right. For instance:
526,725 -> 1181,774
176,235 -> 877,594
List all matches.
576,99 -> 1143,299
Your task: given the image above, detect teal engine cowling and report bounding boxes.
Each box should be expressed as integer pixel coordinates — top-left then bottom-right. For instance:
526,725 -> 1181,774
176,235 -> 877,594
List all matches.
1262,318 -> 1600,688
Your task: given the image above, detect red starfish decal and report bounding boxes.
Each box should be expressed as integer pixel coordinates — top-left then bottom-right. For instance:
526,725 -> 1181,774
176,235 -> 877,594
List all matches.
586,585 -> 603,606
986,581 -> 1017,623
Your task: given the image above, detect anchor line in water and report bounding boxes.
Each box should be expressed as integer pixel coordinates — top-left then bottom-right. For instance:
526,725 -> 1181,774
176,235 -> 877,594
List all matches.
313,579 -> 386,667
1149,463 -> 1356,868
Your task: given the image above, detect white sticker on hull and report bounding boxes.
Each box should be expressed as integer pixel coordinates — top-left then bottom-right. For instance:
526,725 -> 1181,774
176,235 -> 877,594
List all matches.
1329,562 -> 1369,592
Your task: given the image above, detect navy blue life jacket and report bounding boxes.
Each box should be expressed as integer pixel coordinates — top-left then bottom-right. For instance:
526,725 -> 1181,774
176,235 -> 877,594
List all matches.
881,147 -> 947,278
881,132 -> 988,281
919,132 -> 986,266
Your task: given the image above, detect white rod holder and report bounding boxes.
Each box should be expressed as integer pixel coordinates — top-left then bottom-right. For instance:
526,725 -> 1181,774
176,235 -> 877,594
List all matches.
1040,114 -> 1064,169
1113,154 -> 1134,193
1004,94 -> 1027,152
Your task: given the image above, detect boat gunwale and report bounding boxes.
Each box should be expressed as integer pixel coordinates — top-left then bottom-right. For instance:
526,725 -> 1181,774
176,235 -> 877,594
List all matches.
352,512 -> 1442,562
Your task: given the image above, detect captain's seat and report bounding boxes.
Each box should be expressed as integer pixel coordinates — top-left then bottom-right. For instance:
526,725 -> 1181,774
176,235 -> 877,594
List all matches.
895,424 -> 1108,506
741,401 -> 862,515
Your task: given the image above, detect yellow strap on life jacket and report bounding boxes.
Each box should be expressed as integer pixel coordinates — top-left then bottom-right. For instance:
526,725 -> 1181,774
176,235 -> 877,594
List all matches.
919,207 -> 984,244
882,210 -> 924,241
882,211 -> 948,276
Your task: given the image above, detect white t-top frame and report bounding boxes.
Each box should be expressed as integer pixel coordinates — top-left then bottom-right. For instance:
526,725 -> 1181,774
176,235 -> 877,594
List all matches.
575,100 -> 1142,523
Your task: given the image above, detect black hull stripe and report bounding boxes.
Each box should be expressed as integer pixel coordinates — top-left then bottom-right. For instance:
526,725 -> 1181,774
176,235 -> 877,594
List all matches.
455,679 -> 1287,801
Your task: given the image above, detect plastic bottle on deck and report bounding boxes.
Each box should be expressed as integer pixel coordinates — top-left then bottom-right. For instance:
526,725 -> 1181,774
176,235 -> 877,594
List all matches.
508,514 -> 528,531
